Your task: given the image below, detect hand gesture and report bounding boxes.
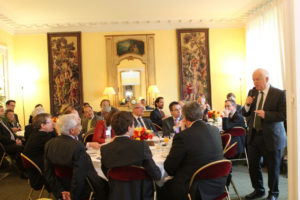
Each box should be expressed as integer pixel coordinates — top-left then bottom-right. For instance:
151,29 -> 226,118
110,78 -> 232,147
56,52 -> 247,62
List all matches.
254,110 -> 265,119
61,191 -> 71,200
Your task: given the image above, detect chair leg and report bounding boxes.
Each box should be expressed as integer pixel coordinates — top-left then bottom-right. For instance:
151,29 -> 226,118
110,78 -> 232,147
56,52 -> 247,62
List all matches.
88,191 -> 93,200
225,186 -> 231,200
230,180 -> 241,200
38,185 -> 45,198
244,148 -> 249,169
0,153 -> 6,168
26,188 -> 33,200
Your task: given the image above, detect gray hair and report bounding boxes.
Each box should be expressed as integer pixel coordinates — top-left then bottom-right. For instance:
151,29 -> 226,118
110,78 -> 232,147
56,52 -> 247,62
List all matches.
31,107 -> 45,118
56,114 -> 78,135
182,101 -> 203,122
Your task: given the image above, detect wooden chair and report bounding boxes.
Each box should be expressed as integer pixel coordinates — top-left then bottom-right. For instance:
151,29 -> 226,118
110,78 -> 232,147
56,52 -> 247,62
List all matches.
187,159 -> 232,200
20,153 -> 46,200
83,133 -> 94,143
223,142 -> 241,200
153,123 -> 162,131
225,127 -> 249,168
0,142 -> 7,169
108,166 -> 157,200
221,133 -> 231,153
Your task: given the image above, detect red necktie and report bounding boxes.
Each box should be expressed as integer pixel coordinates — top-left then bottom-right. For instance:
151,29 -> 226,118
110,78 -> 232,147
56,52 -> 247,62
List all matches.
160,110 -> 165,118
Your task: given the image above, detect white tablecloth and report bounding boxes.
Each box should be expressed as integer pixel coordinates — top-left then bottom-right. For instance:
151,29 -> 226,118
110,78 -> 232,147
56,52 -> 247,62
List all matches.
87,138 -> 171,186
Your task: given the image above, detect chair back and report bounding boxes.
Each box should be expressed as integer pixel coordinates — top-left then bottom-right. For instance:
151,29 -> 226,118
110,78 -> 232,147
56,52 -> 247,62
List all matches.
53,165 -> 73,179
227,127 -> 246,137
20,153 -> 43,175
108,166 -> 149,181
153,123 -> 162,131
221,133 -> 231,152
223,142 -> 238,159
108,166 -> 156,200
188,160 -> 231,200
84,134 -> 94,143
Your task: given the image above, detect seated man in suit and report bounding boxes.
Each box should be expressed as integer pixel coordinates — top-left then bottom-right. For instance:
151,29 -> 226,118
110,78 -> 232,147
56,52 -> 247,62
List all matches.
81,105 -> 101,136
23,113 -> 56,190
44,114 -> 108,200
161,101 -> 225,200
101,111 -> 161,199
0,117 -> 25,178
5,100 -> 20,126
162,101 -> 184,137
97,99 -> 118,120
150,97 -> 167,127
226,92 -> 242,114
222,99 -> 246,154
132,103 -> 157,133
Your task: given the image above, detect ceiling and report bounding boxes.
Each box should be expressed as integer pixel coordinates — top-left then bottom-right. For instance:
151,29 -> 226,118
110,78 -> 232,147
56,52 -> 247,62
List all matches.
0,0 -> 266,34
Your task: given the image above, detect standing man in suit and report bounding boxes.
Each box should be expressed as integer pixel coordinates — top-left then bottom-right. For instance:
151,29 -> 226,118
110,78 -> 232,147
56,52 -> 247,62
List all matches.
161,101 -> 225,200
162,101 -> 184,137
132,103 -> 157,132
243,68 -> 286,200
150,97 -> 166,127
44,114 -> 108,200
101,111 -> 161,199
81,105 -> 101,136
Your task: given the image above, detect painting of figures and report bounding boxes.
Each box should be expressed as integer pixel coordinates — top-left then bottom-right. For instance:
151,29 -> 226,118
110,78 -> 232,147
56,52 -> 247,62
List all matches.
47,32 -> 83,116
177,29 -> 211,105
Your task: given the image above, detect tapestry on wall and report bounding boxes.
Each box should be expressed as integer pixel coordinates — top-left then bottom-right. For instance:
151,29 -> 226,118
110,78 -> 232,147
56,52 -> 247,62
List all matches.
177,29 -> 211,105
47,32 -> 83,116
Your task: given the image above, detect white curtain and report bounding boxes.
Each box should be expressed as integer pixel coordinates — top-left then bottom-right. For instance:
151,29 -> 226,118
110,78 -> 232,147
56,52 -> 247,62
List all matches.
246,0 -> 286,90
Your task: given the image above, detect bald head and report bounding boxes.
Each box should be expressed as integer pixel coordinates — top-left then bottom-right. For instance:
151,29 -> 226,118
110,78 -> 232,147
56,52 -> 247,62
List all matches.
252,68 -> 270,91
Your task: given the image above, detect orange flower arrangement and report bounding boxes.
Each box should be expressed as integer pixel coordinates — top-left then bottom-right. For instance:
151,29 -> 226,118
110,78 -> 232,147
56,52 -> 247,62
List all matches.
207,110 -> 222,122
131,127 -> 153,141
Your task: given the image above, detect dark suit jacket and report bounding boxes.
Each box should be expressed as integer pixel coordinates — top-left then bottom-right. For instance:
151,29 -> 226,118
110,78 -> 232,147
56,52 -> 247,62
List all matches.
0,120 -> 19,146
44,135 -> 108,200
133,117 -> 157,133
162,116 -> 182,137
242,86 -> 287,151
101,136 -> 161,200
150,108 -> 164,127
164,120 -> 225,200
222,112 -> 246,154
81,114 -> 101,135
23,130 -> 56,190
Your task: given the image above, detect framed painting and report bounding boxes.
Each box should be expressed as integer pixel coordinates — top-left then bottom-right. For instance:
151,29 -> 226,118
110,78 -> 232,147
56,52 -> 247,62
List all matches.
47,32 -> 83,116
117,39 -> 145,56
177,28 -> 211,105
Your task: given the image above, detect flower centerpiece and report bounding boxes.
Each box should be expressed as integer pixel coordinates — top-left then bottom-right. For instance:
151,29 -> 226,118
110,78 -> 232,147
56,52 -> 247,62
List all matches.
207,110 -> 222,122
131,127 -> 153,141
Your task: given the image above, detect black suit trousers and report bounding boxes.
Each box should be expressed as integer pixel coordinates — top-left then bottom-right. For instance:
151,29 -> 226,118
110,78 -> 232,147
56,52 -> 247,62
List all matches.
248,130 -> 282,196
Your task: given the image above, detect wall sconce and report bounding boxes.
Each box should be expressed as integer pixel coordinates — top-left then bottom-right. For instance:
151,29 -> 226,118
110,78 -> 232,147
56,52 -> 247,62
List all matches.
147,85 -> 160,106
103,87 -> 116,106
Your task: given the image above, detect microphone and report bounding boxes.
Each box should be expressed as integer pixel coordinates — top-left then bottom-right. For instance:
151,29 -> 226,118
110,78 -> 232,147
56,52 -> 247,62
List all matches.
248,87 -> 257,98
246,87 -> 256,106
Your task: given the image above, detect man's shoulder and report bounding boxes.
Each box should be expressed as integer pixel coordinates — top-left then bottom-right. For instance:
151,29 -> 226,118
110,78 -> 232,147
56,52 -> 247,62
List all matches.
150,109 -> 159,115
269,86 -> 285,94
